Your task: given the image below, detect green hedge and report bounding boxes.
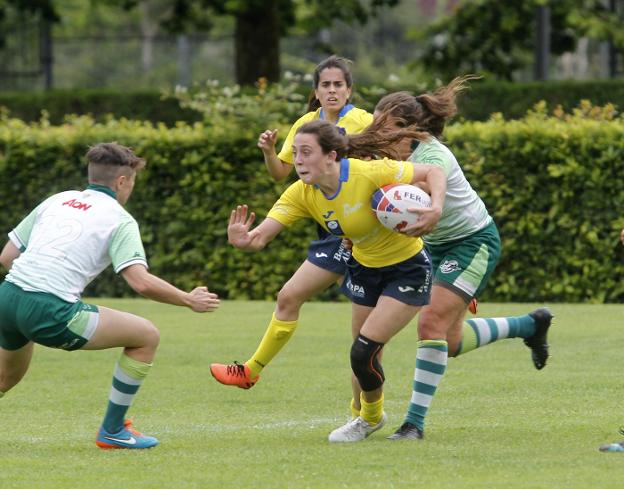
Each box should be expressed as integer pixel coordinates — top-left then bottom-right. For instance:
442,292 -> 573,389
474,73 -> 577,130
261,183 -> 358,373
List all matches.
458,79 -> 624,121
444,105 -> 624,302
1,108 -> 624,302
1,79 -> 624,124
0,89 -> 202,126
0,116 -> 321,300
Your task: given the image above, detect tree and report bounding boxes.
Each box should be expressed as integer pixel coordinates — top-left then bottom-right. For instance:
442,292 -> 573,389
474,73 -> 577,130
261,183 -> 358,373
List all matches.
0,0 -> 59,49
417,0 -> 623,81
122,0 -> 400,85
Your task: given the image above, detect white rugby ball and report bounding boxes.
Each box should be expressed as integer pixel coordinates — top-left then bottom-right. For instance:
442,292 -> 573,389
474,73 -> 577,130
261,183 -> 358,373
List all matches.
371,183 -> 432,232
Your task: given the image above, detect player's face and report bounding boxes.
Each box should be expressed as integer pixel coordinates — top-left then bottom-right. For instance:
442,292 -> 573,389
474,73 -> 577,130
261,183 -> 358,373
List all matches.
116,171 -> 136,205
314,68 -> 352,113
292,133 -> 336,185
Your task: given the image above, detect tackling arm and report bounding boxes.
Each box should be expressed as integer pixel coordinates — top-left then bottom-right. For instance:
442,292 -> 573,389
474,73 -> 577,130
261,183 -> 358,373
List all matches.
121,264 -> 220,312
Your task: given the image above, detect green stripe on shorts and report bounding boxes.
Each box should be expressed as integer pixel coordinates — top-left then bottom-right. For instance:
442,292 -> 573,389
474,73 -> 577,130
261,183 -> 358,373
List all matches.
67,303 -> 99,340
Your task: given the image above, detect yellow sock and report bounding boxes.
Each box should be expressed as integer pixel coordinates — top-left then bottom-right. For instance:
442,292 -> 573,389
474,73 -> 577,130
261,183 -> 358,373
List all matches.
245,313 -> 298,377
360,392 -> 384,425
350,398 -> 360,419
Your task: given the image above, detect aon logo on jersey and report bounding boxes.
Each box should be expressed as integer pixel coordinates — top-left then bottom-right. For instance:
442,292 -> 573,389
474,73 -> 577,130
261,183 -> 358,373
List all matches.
62,199 -> 92,211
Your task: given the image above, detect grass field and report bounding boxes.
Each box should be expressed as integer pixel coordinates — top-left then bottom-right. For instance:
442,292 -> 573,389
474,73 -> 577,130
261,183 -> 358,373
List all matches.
0,300 -> 622,489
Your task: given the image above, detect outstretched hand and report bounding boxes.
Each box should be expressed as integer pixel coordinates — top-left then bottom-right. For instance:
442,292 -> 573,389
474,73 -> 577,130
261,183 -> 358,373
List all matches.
187,286 -> 220,312
258,129 -> 278,154
228,205 -> 257,249
401,206 -> 442,237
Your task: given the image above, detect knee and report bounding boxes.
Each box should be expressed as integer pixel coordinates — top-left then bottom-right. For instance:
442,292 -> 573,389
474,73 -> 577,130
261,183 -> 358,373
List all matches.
141,320 -> 160,349
418,308 -> 447,340
276,286 -> 304,315
350,334 -> 385,392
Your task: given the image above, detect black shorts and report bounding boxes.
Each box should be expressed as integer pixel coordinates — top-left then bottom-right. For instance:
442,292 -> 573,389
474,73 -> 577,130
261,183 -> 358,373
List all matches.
306,235 -> 351,275
341,248 -> 433,307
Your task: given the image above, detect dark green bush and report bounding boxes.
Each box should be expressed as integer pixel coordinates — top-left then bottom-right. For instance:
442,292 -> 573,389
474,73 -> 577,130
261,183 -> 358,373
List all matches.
445,103 -> 624,302
2,79 -> 624,124
1,102 -> 624,303
458,79 -> 624,121
0,89 -> 202,126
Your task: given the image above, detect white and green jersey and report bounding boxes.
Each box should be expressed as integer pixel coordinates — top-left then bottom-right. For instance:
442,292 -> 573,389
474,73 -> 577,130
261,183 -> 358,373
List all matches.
409,138 -> 492,245
6,184 -> 147,303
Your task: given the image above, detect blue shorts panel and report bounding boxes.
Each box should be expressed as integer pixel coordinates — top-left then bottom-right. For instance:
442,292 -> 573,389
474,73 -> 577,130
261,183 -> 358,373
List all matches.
341,249 -> 433,307
307,235 -> 351,275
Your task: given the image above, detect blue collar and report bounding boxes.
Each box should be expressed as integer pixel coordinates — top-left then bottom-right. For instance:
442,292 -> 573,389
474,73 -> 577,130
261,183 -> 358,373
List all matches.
317,158 -> 350,200
86,183 -> 116,199
319,104 -> 354,123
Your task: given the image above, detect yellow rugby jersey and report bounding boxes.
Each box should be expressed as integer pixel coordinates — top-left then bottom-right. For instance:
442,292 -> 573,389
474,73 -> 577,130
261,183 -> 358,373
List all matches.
277,105 -> 373,164
267,158 -> 424,268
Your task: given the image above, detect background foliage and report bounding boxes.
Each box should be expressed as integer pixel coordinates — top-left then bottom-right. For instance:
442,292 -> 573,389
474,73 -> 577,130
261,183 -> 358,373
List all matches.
2,78 -> 624,124
1,89 -> 623,302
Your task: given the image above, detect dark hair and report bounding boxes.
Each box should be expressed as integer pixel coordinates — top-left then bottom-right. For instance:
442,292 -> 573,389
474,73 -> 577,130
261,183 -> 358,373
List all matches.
87,142 -> 146,184
296,120 -> 350,159
307,55 -> 354,112
295,119 -> 430,162
375,75 -> 480,138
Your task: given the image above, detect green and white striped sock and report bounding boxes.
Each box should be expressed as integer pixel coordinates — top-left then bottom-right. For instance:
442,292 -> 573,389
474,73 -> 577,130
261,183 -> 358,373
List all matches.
457,314 -> 537,355
404,339 -> 448,431
101,354 -> 151,433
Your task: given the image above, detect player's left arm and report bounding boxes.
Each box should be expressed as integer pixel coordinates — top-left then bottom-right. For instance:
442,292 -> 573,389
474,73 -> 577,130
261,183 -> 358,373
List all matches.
228,205 -> 285,251
0,240 -> 21,271
403,164 -> 447,237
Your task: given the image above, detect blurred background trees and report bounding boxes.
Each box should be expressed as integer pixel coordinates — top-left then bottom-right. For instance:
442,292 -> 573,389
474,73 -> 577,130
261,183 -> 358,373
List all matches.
0,0 -> 621,91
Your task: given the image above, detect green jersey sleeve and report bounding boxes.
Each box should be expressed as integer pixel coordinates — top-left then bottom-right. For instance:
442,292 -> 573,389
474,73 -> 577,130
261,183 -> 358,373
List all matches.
109,218 -> 148,273
410,140 -> 453,176
9,201 -> 46,251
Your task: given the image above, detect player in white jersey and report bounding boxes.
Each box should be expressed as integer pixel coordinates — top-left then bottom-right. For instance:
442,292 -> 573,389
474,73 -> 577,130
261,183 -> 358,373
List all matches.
345,78 -> 553,440
0,143 -> 220,449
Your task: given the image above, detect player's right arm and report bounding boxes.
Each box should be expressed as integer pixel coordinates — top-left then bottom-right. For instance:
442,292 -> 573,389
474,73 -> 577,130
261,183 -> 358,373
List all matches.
227,205 -> 284,251
0,240 -> 21,271
121,264 -> 220,312
258,129 -> 292,181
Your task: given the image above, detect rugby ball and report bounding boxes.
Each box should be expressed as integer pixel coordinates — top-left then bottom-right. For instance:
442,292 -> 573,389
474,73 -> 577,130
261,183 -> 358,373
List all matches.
371,183 -> 432,232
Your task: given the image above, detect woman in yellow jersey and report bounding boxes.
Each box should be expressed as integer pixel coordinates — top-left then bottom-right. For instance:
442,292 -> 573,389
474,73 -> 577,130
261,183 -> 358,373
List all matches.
211,56 -> 374,388
347,78 -> 553,441
225,120 -> 447,443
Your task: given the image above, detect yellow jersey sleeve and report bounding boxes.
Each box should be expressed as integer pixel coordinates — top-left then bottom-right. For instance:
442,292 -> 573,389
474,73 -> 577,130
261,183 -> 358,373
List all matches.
365,158 -> 415,187
266,181 -> 311,227
341,107 -> 374,133
277,106 -> 373,165
277,111 -> 318,164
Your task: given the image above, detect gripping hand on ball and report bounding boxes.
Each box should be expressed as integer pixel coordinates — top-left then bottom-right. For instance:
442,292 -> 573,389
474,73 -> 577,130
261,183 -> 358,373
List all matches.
402,206 -> 442,237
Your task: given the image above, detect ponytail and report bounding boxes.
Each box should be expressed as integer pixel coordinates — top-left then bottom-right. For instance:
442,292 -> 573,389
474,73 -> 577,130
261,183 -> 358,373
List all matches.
375,75 -> 479,138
